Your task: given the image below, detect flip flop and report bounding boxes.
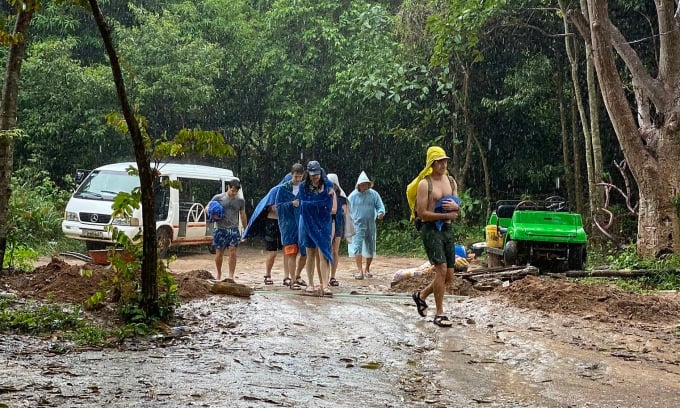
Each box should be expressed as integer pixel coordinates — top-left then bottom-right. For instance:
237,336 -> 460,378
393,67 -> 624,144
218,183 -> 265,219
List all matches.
264,276 -> 274,285
412,291 -> 428,317
329,278 -> 339,286
433,315 -> 453,328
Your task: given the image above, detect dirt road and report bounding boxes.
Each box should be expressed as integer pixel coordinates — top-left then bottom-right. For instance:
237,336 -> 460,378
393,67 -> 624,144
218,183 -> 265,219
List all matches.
1,245 -> 679,407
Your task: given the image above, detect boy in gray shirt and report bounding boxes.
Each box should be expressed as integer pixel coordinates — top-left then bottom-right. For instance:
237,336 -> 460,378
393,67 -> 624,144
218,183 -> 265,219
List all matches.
209,179 -> 247,281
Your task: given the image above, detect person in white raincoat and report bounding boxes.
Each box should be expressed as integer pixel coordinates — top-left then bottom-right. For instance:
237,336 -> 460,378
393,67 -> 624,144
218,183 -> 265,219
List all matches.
347,171 -> 385,280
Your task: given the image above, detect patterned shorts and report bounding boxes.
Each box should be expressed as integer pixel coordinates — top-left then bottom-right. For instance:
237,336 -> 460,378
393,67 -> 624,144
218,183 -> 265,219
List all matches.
213,227 -> 241,250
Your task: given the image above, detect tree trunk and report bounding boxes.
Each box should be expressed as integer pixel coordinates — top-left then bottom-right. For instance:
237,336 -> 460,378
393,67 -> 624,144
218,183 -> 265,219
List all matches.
560,0 -> 599,227
555,62 -> 574,204
581,0 -> 605,219
585,0 -> 680,258
571,95 -> 584,214
89,0 -> 159,315
0,2 -> 36,271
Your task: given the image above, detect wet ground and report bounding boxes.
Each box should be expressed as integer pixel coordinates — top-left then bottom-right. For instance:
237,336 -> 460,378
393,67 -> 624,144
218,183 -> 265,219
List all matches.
1,246 -> 680,407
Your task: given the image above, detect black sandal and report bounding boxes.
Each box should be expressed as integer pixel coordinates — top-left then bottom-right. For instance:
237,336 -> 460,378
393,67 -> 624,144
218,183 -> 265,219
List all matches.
294,277 -> 307,287
283,277 -> 292,286
412,291 -> 428,317
329,277 -> 339,286
264,276 -> 274,285
433,315 -> 453,328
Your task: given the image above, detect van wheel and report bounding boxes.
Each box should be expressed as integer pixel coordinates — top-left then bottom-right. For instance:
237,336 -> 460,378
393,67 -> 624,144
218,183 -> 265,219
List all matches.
86,241 -> 106,251
157,228 -> 172,258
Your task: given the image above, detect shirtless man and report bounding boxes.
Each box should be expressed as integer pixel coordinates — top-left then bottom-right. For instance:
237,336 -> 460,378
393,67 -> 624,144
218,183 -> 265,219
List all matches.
411,147 -> 460,327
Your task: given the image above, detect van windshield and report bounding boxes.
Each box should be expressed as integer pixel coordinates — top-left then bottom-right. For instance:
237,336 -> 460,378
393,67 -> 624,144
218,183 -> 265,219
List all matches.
74,170 -> 140,200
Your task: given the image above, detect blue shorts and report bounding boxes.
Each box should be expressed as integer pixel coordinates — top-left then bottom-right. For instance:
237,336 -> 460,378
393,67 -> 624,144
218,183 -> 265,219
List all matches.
213,227 -> 241,250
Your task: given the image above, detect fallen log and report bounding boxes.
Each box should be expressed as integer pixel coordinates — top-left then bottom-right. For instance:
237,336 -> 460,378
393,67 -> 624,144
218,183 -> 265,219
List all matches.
210,281 -> 253,297
563,269 -> 666,278
455,265 -> 527,278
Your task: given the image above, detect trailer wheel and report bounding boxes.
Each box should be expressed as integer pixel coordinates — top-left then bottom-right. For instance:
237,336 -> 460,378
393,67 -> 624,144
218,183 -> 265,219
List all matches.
157,227 -> 172,258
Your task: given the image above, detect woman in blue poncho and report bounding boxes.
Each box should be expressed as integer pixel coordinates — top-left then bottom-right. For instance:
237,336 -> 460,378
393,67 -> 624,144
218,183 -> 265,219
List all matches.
298,161 -> 336,296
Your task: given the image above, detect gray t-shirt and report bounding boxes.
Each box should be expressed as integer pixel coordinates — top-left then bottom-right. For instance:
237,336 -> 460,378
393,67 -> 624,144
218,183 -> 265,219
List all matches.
211,193 -> 245,229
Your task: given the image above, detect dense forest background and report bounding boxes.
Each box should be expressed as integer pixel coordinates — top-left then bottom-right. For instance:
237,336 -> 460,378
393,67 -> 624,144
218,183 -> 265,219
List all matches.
2,0 -> 652,229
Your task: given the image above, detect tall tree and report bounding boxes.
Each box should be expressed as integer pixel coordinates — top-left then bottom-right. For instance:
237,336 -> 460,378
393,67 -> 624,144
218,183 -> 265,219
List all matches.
87,0 -> 159,314
559,0 -> 604,230
572,0 -> 680,257
0,0 -> 37,271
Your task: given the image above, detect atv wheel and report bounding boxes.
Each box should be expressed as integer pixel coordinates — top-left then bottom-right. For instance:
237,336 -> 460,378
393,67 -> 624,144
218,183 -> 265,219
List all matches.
504,240 -> 519,266
568,244 -> 586,270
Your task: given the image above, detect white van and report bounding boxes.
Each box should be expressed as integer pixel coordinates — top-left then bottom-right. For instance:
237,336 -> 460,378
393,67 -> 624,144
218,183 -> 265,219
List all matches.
61,162 -> 242,255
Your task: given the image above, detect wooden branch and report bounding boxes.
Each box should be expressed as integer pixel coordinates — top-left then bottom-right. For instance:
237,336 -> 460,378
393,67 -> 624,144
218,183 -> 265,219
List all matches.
657,0 -> 680,83
607,22 -> 669,110
567,9 -> 592,46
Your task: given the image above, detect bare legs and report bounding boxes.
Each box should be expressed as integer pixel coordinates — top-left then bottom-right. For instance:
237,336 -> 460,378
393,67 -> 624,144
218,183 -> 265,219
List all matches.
227,246 -> 237,280
418,263 -> 453,316
354,255 -> 373,278
331,237 -> 341,280
306,248 -> 331,293
214,246 -> 238,281
265,251 -> 277,278
214,248 -> 225,280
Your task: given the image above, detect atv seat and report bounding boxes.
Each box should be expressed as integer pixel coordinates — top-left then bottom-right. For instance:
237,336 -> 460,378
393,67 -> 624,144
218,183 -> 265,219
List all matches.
496,205 -> 516,219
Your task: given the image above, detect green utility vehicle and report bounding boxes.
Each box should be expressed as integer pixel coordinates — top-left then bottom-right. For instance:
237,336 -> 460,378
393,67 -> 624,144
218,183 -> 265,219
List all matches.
484,196 -> 587,271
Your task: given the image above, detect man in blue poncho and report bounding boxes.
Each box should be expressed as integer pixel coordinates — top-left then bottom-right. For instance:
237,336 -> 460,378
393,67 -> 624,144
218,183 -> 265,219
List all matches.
347,171 -> 385,280
275,163 -> 308,289
242,183 -> 283,285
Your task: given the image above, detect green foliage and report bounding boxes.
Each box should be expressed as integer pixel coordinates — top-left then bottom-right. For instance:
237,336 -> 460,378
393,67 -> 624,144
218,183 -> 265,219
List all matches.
0,300 -> 82,335
596,244 -> 680,291
2,245 -> 39,271
0,297 -> 141,348
377,220 -> 426,257
3,166 -> 71,269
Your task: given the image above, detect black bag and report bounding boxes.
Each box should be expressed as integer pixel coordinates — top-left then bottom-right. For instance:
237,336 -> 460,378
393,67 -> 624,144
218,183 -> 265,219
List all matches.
413,210 -> 423,231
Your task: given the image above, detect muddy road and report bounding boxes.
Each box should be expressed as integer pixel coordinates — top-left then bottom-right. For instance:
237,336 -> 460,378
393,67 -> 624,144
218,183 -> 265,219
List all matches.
1,246 -> 679,407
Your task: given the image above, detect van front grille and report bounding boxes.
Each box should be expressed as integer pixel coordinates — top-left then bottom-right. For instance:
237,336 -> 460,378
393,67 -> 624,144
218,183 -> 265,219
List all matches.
79,212 -> 112,224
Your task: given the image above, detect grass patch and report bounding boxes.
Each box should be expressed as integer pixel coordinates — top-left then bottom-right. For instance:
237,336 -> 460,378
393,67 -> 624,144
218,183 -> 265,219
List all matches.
0,298 -> 127,349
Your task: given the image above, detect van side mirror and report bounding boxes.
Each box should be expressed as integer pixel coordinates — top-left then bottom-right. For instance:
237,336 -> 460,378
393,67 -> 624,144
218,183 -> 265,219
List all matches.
74,169 -> 90,185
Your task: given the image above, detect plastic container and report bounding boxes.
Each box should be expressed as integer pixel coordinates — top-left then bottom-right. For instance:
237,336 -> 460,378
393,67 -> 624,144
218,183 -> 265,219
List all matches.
485,225 -> 503,248
455,244 -> 467,258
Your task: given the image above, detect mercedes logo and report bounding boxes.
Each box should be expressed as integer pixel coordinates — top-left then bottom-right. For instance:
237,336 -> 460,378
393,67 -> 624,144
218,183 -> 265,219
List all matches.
90,214 -> 99,223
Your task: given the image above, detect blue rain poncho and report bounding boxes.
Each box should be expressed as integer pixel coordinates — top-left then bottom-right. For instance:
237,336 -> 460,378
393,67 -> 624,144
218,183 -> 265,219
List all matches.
298,178 -> 334,263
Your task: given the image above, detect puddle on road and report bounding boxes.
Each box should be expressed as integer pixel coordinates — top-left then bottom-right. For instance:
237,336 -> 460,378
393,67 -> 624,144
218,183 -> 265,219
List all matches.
0,293 -> 440,407
2,292 -> 680,407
